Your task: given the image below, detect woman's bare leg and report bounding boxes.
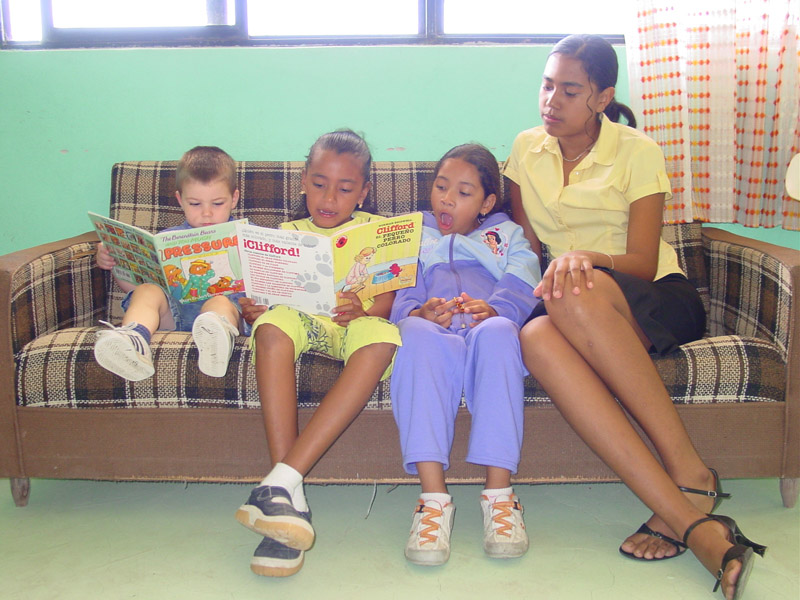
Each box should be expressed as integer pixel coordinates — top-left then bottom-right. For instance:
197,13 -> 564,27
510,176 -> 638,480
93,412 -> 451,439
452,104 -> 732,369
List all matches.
547,273 -> 716,557
520,278 -> 744,598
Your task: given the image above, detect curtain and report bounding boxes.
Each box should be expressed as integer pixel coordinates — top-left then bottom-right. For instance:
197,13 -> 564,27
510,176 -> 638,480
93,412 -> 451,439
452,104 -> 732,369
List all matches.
626,0 -> 799,229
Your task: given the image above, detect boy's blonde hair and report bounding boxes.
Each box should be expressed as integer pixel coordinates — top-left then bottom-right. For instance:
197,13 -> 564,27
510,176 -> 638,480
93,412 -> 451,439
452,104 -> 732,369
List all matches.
176,146 -> 237,194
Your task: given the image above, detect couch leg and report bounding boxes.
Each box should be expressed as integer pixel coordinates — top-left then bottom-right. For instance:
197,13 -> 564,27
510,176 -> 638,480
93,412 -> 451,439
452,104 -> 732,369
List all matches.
10,477 -> 30,507
780,477 -> 799,509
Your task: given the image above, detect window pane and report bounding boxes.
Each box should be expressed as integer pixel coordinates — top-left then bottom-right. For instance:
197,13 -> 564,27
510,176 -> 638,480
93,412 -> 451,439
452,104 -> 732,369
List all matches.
444,0 -> 624,35
6,0 -> 43,41
248,0 -> 418,36
50,0 -> 236,29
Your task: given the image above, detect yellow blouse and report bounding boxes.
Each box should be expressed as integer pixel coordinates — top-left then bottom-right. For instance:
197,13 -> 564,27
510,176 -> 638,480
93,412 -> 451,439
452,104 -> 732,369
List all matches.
503,115 -> 683,281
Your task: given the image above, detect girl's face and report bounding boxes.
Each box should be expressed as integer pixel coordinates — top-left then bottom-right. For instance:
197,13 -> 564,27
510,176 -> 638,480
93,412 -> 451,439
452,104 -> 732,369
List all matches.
302,150 -> 370,229
431,158 -> 496,236
539,53 -> 613,140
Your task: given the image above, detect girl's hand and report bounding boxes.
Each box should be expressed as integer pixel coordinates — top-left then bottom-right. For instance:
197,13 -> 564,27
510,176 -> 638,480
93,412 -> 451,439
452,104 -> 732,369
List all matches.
239,296 -> 268,325
415,297 -> 459,327
332,291 -> 367,327
535,251 -> 596,300
96,242 -> 116,271
459,292 -> 497,326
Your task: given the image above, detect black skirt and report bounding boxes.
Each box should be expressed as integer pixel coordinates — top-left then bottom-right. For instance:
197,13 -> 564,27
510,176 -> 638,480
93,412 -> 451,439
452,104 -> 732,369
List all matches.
528,270 -> 706,355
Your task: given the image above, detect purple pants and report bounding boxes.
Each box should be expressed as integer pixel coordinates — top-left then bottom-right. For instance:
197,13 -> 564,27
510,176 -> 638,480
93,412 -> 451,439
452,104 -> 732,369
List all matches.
390,316 -> 526,475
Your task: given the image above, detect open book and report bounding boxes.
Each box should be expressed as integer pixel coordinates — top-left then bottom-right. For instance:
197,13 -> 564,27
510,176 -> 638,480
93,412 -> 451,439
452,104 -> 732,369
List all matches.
88,212 -> 247,304
235,213 -> 423,317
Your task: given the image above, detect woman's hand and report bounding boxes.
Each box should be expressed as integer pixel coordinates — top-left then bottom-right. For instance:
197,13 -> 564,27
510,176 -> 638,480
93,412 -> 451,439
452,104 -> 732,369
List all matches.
239,296 -> 268,325
95,242 -> 116,271
332,291 -> 368,327
459,292 -> 497,326
535,251 -> 597,300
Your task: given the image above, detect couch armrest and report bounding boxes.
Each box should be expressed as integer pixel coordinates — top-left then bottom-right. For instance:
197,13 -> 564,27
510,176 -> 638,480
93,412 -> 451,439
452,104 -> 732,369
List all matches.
702,226 -> 800,478
0,232 -> 107,478
702,227 -> 799,356
0,232 -> 107,356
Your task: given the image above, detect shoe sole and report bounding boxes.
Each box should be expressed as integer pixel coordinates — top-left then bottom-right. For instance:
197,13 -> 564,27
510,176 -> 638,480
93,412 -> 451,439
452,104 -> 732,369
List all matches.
192,316 -> 232,377
251,552 -> 304,577
484,541 -> 529,559
404,548 -> 450,566
94,335 -> 154,381
235,505 -> 315,551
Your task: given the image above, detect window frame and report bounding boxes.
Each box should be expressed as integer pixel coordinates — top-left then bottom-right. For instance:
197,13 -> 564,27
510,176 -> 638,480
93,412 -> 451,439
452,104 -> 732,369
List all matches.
1,0 -> 624,49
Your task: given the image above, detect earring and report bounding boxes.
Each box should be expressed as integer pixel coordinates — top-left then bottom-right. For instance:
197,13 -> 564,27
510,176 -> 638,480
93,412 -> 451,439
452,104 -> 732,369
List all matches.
477,212 -> 487,224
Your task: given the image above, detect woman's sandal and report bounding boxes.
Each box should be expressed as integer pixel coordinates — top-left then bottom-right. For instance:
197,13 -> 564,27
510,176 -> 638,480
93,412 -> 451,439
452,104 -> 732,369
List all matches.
682,514 -> 767,599
619,468 -> 731,561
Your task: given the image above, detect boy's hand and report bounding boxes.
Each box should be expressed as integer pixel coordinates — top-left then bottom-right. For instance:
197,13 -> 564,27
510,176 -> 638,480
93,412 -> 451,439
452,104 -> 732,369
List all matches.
332,291 -> 367,327
459,292 -> 497,327
239,296 -> 268,325
95,242 -> 116,271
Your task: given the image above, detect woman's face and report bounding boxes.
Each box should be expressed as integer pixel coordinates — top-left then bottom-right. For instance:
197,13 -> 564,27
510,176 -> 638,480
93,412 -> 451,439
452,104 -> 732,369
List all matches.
539,53 -> 612,140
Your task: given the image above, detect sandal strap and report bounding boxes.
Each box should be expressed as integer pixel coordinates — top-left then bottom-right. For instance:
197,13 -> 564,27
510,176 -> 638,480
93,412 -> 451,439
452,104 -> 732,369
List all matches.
635,522 -> 687,550
678,468 -> 731,501
682,515 -> 720,546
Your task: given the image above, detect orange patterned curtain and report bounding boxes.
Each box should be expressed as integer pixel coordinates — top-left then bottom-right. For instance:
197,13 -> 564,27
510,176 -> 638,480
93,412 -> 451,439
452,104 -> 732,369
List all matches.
626,0 -> 800,229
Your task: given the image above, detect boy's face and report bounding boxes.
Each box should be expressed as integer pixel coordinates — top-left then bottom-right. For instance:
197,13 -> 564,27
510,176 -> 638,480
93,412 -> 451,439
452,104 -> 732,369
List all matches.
175,177 -> 239,228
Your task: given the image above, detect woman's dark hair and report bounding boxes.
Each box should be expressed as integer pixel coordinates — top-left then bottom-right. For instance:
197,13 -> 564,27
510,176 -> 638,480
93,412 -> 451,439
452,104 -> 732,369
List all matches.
434,143 -> 503,214
294,128 -> 374,219
551,34 -> 637,128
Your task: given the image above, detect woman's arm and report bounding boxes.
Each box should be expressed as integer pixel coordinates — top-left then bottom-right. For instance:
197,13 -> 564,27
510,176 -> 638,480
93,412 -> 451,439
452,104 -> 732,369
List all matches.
508,180 -> 543,262
535,193 -> 665,300
618,192 -> 664,281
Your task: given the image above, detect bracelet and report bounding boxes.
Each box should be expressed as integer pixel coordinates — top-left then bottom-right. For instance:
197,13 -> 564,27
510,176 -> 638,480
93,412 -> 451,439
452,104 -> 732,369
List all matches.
603,252 -> 615,270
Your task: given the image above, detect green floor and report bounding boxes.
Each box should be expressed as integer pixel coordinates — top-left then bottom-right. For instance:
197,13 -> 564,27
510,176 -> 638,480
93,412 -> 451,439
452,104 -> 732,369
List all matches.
1,478 -> 797,599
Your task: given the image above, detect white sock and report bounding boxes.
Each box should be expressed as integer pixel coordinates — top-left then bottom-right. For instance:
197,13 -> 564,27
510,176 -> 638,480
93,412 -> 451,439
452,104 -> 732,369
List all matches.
419,492 -> 452,506
260,463 -> 308,512
481,486 -> 513,502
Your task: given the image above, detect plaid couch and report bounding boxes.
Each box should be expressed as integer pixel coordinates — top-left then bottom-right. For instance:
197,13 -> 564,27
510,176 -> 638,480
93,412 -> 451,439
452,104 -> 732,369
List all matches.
2,161 -> 798,509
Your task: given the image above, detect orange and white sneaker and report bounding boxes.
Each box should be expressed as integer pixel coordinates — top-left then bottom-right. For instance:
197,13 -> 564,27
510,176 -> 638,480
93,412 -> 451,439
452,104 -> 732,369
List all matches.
480,493 -> 529,558
404,498 -> 456,566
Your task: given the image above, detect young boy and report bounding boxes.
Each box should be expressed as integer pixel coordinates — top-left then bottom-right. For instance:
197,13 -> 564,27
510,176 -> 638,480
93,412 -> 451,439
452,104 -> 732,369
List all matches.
94,146 -> 245,380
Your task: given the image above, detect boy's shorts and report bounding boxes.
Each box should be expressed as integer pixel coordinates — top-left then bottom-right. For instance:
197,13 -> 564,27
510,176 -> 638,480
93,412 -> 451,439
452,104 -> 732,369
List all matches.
249,305 -> 401,381
121,288 -> 250,335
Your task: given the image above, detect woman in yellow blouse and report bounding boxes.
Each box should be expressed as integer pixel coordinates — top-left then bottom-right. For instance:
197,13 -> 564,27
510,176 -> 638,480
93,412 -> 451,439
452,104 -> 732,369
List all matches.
504,34 -> 765,599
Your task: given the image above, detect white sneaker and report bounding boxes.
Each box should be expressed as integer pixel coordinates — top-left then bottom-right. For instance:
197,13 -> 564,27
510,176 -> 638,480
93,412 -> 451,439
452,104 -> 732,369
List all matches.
404,498 -> 456,566
480,493 -> 529,558
94,321 -> 154,381
192,311 -> 239,377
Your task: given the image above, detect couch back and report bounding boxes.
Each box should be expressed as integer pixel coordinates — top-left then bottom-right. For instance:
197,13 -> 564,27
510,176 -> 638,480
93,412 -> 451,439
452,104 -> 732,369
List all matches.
107,161 -> 709,321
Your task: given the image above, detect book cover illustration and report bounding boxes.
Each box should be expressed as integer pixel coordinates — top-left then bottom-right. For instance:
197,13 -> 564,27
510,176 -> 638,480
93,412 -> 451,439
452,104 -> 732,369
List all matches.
236,212 -> 423,317
88,212 -> 247,304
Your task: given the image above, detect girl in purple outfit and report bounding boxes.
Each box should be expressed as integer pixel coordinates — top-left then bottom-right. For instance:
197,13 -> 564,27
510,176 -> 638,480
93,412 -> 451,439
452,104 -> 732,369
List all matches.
389,144 -> 540,566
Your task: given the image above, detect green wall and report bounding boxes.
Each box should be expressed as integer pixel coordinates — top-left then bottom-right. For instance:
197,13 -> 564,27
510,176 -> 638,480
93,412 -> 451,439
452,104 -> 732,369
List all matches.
1,45 -> 797,256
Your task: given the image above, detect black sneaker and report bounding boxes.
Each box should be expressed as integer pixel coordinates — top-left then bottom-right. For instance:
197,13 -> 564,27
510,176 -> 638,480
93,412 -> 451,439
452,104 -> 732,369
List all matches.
250,537 -> 304,577
235,485 -> 314,551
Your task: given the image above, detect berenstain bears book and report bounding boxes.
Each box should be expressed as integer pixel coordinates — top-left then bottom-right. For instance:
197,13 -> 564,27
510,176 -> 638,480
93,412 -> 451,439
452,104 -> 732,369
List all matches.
235,213 -> 423,317
88,212 -> 247,304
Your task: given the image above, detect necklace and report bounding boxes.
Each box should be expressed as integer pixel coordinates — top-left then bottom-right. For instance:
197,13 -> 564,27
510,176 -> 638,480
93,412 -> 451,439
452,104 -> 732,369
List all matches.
561,141 -> 595,163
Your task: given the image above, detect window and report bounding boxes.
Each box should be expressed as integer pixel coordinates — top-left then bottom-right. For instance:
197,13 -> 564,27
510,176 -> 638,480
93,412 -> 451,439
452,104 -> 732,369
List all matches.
1,0 -> 624,48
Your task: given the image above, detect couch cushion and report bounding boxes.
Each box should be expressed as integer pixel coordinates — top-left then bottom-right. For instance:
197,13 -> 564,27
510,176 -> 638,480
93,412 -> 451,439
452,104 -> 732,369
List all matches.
17,328 -> 784,409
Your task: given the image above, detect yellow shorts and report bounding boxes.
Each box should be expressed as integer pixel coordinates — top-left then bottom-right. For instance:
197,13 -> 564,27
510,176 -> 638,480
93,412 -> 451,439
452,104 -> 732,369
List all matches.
249,305 -> 401,381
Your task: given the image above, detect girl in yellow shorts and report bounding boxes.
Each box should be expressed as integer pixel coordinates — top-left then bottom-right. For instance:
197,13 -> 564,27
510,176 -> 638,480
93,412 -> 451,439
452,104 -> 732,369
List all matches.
234,130 -> 400,577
